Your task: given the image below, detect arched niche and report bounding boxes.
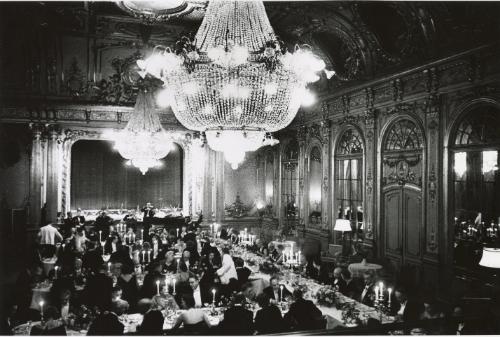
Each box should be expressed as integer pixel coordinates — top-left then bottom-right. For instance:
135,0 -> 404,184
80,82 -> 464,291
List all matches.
70,139 -> 184,211
449,104 -> 500,271
281,138 -> 299,223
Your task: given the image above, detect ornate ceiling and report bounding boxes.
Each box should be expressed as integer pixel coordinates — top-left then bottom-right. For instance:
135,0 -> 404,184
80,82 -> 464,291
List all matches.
1,1 -> 499,113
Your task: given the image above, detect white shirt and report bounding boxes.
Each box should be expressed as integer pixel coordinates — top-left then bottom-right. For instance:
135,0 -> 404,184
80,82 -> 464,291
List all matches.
361,284 -> 371,301
217,254 -> 238,284
61,303 -> 69,319
153,243 -> 159,258
193,286 -> 202,308
38,225 -> 63,245
398,300 -> 407,316
111,242 -> 117,253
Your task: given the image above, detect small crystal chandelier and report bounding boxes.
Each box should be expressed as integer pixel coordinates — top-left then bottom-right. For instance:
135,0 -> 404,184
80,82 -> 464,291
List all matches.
109,90 -> 173,175
136,1 -> 331,168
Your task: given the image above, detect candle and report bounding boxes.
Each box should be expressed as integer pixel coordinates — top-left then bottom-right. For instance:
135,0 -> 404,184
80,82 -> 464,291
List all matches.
280,285 -> 284,302
156,280 -> 160,295
388,288 -> 392,305
379,282 -> 384,297
132,233 -> 135,242
210,224 -> 213,233
39,300 -> 44,320
176,228 -> 179,237
212,289 -> 216,304
141,229 -> 144,239
107,262 -> 111,273
172,278 -> 176,294
147,250 -> 151,263
374,286 -> 379,300
54,266 -> 59,279
99,230 -> 102,242
142,250 -> 145,263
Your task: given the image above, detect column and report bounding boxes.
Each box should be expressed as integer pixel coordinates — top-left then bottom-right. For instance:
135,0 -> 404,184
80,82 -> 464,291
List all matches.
45,124 -> 62,224
215,151 -> 225,223
28,123 -> 45,226
296,126 -> 307,230
363,110 -> 376,242
320,120 -> 331,229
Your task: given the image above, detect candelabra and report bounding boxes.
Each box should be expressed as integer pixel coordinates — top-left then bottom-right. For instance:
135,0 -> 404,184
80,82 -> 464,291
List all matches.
238,228 -> 256,246
373,283 -> 392,322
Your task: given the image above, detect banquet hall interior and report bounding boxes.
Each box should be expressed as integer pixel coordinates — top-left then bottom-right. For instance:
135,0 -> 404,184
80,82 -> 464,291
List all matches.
1,0 -> 500,335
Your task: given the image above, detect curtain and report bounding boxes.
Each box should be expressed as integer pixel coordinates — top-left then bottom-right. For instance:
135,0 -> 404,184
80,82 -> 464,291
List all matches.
71,140 -> 182,210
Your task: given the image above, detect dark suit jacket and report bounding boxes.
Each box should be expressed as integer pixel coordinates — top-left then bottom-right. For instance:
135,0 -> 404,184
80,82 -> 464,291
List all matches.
84,272 -> 113,310
254,304 -> 284,334
332,277 -> 347,292
220,305 -> 254,335
284,298 -> 324,331
263,285 -> 291,302
393,299 -> 424,322
236,267 -> 251,286
358,284 -> 376,307
341,279 -> 358,298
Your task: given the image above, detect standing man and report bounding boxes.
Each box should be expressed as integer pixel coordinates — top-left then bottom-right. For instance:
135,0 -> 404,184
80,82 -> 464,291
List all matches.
38,223 -> 63,247
142,202 -> 155,242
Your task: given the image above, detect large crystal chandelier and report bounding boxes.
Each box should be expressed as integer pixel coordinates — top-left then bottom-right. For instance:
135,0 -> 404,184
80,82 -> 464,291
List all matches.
109,90 -> 173,175
137,1 -> 330,168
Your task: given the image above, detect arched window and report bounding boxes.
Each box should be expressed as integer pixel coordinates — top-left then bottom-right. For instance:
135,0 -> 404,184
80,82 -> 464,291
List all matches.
452,107 -> 500,269
308,146 -> 322,224
335,128 -> 364,237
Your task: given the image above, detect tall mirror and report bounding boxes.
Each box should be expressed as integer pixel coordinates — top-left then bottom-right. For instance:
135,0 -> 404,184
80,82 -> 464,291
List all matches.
308,146 -> 322,224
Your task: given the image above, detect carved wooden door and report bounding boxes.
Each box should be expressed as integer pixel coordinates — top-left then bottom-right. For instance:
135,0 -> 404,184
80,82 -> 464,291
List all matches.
383,185 -> 422,269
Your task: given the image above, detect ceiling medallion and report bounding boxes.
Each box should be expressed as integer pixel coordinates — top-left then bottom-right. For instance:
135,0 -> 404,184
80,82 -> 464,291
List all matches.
136,1 -> 333,169
116,0 -> 207,23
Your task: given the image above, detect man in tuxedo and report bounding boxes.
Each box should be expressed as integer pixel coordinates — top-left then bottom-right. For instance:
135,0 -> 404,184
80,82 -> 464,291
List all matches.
340,269 -> 358,299
141,203 -> 155,241
220,293 -> 254,335
95,211 -> 113,237
284,289 -> 324,331
254,293 -> 285,334
358,271 -> 376,307
235,257 -> 251,290
263,275 -> 291,303
332,267 -> 346,291
188,274 -> 208,307
392,286 -> 423,322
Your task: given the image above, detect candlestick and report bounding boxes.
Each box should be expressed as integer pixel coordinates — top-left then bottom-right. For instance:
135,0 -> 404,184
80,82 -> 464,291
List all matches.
212,289 -> 216,305
280,285 -> 284,302
142,250 -> 145,263
141,229 -> 144,240
54,266 -> 59,279
156,280 -> 160,295
132,233 -> 135,243
108,262 -> 111,273
39,300 -> 44,320
374,286 -> 379,301
99,231 -> 102,242
172,278 -> 176,294
147,250 -> 151,263
176,228 -> 179,237
388,288 -> 392,306
379,282 -> 384,300
298,251 -> 301,264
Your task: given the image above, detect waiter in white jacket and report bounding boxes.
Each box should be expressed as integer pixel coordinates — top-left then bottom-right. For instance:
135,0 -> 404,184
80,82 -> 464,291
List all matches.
216,247 -> 238,285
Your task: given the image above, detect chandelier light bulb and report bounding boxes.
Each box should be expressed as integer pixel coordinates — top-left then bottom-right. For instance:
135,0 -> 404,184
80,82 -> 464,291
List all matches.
156,88 -> 174,108
264,82 -> 278,95
301,89 -> 316,107
324,69 -> 336,79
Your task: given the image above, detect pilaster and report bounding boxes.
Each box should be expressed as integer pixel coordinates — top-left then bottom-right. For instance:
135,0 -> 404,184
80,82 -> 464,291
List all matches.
46,124 -> 62,223
28,123 -> 45,226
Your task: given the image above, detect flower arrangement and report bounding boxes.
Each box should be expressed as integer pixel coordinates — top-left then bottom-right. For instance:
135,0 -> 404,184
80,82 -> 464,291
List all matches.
341,302 -> 360,327
315,285 -> 338,307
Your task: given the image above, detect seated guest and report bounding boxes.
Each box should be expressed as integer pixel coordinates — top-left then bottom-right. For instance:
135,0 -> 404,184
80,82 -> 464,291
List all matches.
200,251 -> 220,287
29,306 -> 66,335
219,228 -> 229,240
254,293 -> 285,334
116,263 -> 139,312
83,263 -> 113,311
332,267 -> 346,292
48,287 -> 76,321
174,238 -> 186,253
271,245 -> 284,262
340,269 -> 358,298
179,250 -> 193,272
74,208 -> 86,225
171,294 -> 213,334
162,250 -> 178,273
111,299 -> 130,317
151,284 -> 179,311
95,211 -> 113,235
81,244 -> 104,274
420,296 -> 444,320
235,257 -> 251,290
220,293 -> 254,335
104,235 -> 119,255
189,274 -> 207,308
263,275 -> 291,303
87,311 -> 124,335
62,212 -> 77,237
179,226 -> 188,239
112,286 -> 123,302
73,227 -> 88,254
150,235 -> 162,260
358,271 -> 376,307
306,257 -> 329,284
138,309 -> 164,335
284,289 -> 324,331
110,245 -> 133,268
141,262 -> 164,299
392,286 -> 423,322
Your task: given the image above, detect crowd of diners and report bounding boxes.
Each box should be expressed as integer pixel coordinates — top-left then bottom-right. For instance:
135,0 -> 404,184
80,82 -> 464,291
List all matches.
1,213 -> 475,335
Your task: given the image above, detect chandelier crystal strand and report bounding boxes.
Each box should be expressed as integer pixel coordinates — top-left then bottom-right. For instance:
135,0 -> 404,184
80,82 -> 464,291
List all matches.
113,91 -> 173,175
137,0 -> 327,168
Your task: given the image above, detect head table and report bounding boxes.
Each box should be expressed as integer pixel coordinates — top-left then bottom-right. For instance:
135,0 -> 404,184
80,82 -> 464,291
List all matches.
18,237 -> 393,335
